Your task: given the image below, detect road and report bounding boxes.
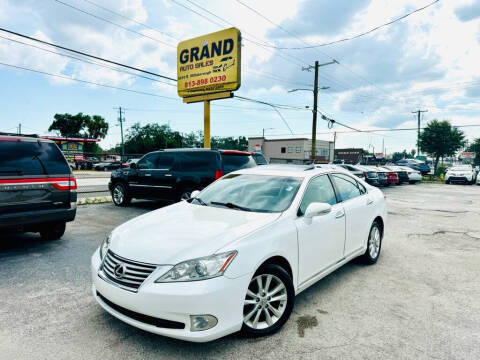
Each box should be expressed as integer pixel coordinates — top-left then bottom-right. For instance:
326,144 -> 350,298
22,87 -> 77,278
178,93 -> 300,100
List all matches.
1,184 -> 479,359
75,171 -> 111,198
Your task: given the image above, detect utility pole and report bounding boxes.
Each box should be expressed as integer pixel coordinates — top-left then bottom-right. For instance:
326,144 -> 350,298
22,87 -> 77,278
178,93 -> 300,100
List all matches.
116,107 -> 125,159
333,131 -> 337,163
302,59 -> 337,160
412,109 -> 428,157
18,123 -> 21,135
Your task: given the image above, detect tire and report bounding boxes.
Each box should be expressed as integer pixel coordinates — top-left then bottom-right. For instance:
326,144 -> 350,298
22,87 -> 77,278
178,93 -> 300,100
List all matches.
446,179 -> 450,184
409,181 -> 415,184
241,264 -> 295,337
40,222 -> 66,240
112,182 -> 131,206
360,221 -> 382,265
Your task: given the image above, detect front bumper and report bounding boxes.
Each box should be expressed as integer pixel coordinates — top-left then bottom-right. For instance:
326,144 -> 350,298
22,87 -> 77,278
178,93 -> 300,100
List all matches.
446,176 -> 471,183
91,249 -> 252,342
365,178 -> 380,186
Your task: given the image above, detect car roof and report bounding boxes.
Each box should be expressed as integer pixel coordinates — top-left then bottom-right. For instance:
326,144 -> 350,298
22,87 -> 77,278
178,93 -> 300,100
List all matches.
0,135 -> 53,143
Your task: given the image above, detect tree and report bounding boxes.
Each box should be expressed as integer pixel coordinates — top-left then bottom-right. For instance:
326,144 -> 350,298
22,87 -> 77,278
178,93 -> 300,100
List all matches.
48,113 -> 89,137
85,115 -> 109,139
418,119 -> 466,170
466,137 -> 480,166
410,149 -> 416,158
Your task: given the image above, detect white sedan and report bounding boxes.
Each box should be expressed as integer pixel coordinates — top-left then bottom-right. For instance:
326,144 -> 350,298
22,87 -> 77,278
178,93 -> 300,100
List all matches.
91,165 -> 387,342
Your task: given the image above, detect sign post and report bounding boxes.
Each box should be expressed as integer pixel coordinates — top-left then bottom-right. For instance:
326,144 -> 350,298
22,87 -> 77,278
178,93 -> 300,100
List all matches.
177,27 -> 241,148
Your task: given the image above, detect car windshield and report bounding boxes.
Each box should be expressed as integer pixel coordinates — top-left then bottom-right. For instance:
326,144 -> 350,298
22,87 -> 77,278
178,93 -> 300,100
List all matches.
192,174 -> 303,213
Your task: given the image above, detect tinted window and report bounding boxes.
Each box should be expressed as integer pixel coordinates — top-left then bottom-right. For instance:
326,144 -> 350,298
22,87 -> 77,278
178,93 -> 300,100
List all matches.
332,173 -> 362,201
221,154 -> 256,173
252,153 -> 268,165
180,152 -> 217,172
137,153 -> 159,169
298,175 -> 337,216
0,140 -> 69,176
157,153 -> 175,169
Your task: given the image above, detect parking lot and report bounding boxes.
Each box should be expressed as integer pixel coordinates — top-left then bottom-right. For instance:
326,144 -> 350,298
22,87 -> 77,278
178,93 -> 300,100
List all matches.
1,183 -> 479,360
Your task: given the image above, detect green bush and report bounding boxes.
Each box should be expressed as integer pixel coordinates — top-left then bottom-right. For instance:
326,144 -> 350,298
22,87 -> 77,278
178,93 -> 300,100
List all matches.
436,165 -> 447,177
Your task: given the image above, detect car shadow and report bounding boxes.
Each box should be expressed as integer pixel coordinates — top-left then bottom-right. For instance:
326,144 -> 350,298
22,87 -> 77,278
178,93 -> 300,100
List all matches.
0,232 -> 54,256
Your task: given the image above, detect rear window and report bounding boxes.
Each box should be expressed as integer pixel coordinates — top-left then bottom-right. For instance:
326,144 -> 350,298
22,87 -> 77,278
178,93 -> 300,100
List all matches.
221,153 -> 257,173
0,140 -> 70,176
252,153 -> 268,165
179,152 -> 218,172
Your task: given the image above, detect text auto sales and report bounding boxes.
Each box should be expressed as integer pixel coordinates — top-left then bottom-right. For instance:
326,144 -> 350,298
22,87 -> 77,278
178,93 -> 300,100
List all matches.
178,38 -> 234,72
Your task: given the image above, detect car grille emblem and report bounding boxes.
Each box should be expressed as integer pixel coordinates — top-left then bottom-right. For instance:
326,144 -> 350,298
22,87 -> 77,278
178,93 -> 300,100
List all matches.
113,263 -> 127,279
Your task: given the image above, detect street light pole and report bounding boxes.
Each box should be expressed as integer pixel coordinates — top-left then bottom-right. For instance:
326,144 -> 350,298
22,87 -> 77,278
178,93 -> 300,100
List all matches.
262,127 -> 274,138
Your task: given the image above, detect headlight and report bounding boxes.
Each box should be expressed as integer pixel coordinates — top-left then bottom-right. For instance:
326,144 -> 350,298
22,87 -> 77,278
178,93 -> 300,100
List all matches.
99,233 -> 111,260
155,251 -> 237,283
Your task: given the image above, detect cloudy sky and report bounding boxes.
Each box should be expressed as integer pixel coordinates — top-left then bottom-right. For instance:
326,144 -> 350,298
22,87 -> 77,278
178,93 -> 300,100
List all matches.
1,0 -> 480,153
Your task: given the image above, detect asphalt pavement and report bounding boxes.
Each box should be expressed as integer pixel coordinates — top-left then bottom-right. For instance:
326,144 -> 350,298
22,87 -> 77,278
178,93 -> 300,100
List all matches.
1,183 -> 479,359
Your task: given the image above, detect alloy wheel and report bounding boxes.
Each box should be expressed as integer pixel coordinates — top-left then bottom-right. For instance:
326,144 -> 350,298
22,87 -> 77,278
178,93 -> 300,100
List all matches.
243,274 -> 288,330
368,226 -> 381,259
113,185 -> 124,205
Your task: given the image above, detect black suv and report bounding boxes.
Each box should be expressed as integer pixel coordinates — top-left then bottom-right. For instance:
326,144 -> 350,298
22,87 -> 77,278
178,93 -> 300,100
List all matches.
109,149 -> 257,206
0,135 -> 77,239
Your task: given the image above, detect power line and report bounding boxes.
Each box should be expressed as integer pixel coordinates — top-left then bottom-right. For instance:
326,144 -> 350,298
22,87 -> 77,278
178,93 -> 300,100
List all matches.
0,27 -> 177,82
0,35 -> 176,86
52,0 -> 176,48
81,0 -> 181,41
235,0 -> 440,49
0,61 -> 179,100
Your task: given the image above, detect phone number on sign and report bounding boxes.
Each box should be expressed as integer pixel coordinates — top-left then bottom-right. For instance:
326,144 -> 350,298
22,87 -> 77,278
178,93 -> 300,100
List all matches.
184,75 -> 226,88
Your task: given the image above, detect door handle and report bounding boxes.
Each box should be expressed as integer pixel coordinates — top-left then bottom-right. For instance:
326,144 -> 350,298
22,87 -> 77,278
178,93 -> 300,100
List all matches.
165,174 -> 172,177
335,210 -> 345,219
366,198 -> 373,205
145,173 -> 152,177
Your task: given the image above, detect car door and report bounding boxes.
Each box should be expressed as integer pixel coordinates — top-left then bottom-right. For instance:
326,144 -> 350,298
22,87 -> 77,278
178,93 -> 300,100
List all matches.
294,175 -> 346,285
128,152 -> 159,197
149,152 -> 177,200
331,173 -> 373,257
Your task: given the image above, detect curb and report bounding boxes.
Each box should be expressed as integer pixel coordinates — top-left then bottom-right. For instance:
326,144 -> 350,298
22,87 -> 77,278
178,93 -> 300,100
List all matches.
77,196 -> 113,205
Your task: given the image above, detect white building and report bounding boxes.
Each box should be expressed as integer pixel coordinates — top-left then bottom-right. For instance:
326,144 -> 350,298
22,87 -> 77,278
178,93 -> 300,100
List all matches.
248,137 -> 334,164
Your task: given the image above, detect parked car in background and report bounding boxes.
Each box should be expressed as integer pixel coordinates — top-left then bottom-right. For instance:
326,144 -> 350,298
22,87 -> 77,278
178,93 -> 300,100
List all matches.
251,152 -> 268,165
396,159 -> 430,175
397,166 -> 422,184
365,166 -> 389,186
109,149 -> 257,206
92,165 -> 386,342
383,165 -> 409,184
445,165 -> 476,184
336,164 -> 366,180
94,162 -> 122,171
0,135 -> 77,239
121,158 -> 140,168
355,165 -> 380,186
378,167 -> 400,185
477,172 -> 480,185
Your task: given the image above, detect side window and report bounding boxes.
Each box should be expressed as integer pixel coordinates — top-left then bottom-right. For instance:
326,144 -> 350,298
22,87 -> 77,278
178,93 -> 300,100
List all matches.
332,173 -> 362,201
156,153 -> 175,170
298,175 -> 337,216
180,152 -> 216,172
137,153 -> 159,169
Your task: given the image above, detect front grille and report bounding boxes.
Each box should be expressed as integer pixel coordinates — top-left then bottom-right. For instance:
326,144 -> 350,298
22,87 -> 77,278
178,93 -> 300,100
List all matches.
101,250 -> 157,291
97,291 -> 185,329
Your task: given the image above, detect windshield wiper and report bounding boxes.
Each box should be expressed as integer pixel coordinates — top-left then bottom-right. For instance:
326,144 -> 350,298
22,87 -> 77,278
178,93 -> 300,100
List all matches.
188,197 -> 207,206
32,153 -> 48,175
210,201 -> 252,212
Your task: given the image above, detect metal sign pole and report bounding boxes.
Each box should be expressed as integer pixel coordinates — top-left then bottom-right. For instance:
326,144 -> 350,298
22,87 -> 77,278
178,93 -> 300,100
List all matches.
204,100 -> 211,148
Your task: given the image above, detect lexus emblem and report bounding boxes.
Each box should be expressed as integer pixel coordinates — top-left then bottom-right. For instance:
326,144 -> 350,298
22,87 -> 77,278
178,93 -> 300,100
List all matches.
113,263 -> 126,279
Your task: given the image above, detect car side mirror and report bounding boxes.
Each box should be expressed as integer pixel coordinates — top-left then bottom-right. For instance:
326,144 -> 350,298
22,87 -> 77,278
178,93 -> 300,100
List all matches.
304,202 -> 332,218
130,163 -> 137,169
190,190 -> 201,198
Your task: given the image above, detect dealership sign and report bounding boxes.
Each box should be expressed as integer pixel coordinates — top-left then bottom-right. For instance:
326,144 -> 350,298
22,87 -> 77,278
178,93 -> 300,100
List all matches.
460,152 -> 475,160
177,27 -> 241,98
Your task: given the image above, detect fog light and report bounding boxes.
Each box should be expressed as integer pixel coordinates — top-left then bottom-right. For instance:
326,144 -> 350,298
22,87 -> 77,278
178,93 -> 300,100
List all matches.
190,315 -> 218,332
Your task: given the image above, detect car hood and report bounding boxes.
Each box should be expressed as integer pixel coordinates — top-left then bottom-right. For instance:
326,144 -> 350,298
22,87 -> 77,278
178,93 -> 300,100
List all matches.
109,201 -> 281,265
